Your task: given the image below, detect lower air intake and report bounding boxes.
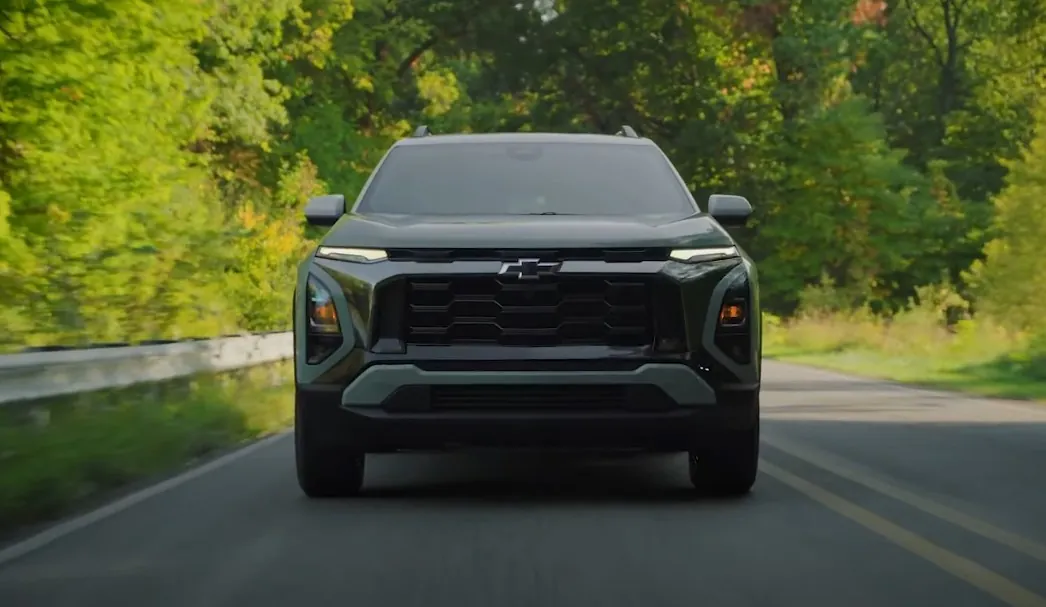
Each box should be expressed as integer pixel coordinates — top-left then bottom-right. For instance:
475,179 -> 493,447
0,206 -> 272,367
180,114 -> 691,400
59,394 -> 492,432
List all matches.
424,384 -> 677,411
431,385 -> 630,409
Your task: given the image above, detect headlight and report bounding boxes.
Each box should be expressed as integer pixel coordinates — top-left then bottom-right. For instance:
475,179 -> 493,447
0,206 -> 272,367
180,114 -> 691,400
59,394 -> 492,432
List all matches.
669,246 -> 739,263
316,247 -> 387,263
306,277 -> 340,334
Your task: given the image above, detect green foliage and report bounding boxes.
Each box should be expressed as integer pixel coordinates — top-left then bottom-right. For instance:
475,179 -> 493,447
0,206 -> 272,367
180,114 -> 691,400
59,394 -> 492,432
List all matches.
2,0 -> 1045,349
0,0 -> 352,348
1,0 -> 232,347
763,308 -> 1044,400
967,99 -> 1046,335
753,98 -> 937,311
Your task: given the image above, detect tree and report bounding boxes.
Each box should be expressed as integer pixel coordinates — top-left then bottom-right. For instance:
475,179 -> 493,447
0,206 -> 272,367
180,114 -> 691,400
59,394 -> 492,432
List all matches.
967,100 -> 1046,333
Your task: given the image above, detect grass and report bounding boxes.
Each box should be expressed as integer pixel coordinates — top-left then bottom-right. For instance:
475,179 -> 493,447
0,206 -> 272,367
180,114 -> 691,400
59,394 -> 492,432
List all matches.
0,361 -> 294,537
763,311 -> 1046,401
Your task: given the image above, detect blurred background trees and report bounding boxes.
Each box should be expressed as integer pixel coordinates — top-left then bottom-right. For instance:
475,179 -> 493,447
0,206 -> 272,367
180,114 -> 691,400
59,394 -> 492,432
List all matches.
2,0 -> 1045,358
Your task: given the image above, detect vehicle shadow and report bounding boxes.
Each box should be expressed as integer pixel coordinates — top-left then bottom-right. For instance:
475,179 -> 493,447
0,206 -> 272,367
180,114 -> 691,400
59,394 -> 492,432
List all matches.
351,451 -> 750,505
333,414 -> 1046,511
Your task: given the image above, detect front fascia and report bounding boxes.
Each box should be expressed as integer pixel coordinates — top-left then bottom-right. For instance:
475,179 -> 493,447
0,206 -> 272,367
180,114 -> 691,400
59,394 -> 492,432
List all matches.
293,254 -> 760,390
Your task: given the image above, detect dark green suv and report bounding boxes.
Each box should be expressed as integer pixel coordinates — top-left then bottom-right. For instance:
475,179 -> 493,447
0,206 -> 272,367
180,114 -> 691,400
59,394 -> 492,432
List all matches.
292,127 -> 761,498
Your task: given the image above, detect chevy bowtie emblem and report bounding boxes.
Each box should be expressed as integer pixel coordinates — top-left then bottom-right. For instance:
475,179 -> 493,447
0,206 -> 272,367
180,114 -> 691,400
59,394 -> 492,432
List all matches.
499,258 -> 561,280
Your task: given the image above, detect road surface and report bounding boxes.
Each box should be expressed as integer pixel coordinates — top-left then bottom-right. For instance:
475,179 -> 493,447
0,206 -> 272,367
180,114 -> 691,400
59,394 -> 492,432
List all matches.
2,360 -> 1046,607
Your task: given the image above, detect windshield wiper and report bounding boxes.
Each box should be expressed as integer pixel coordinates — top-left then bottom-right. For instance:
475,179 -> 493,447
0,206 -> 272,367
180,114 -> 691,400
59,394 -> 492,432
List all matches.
525,211 -> 579,216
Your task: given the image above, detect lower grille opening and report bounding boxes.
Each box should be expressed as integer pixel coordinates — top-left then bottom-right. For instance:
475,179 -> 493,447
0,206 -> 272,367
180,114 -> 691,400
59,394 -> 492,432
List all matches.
432,385 -> 627,409
404,275 -> 657,347
429,384 -> 643,410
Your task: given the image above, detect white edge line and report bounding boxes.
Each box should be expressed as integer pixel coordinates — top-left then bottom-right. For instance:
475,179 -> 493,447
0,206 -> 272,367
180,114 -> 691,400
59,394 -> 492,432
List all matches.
0,430 -> 293,567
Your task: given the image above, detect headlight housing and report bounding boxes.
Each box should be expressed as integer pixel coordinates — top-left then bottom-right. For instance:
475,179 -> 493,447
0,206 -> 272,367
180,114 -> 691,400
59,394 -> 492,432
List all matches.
316,246 -> 387,263
304,276 -> 343,364
669,246 -> 739,263
713,272 -> 753,365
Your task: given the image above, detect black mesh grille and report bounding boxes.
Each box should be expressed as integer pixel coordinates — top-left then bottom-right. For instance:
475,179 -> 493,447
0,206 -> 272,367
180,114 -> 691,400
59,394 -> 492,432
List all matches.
404,275 -> 654,346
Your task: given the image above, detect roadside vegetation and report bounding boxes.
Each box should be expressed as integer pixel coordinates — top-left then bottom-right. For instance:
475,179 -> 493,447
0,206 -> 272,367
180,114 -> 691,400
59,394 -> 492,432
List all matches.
763,290 -> 1046,401
0,362 -> 294,537
764,97 -> 1046,400
2,0 -> 1046,526
4,0 -> 1046,361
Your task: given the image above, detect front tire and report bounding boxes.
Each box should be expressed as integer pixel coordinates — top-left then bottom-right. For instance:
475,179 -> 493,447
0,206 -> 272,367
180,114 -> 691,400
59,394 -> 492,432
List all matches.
295,392 -> 366,498
688,418 -> 759,496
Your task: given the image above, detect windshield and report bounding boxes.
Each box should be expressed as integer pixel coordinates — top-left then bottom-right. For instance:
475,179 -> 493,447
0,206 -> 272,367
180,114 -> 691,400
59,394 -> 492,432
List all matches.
354,141 -> 697,216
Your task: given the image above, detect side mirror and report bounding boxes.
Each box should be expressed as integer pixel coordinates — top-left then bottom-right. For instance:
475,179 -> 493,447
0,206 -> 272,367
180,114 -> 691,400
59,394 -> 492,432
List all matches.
304,194 -> 346,227
707,194 -> 752,227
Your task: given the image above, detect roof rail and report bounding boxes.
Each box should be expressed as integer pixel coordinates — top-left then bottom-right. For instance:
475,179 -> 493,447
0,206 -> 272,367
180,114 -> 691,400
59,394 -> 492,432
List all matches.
412,125 -> 431,137
616,125 -> 639,138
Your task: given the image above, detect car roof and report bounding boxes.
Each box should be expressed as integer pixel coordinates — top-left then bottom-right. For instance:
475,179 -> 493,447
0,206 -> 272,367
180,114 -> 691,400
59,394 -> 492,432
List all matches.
393,132 -> 653,147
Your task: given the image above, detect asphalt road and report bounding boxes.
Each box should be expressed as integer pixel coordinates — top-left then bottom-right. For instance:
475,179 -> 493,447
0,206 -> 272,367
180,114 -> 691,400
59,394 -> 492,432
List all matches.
3,360 -> 1046,607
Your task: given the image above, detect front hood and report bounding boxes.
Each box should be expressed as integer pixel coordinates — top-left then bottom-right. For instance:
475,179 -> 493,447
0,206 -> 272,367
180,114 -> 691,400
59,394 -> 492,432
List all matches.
322,213 -> 734,249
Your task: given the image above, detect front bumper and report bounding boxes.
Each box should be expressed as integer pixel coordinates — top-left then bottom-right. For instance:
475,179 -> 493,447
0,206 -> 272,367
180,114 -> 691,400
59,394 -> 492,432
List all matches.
297,379 -> 758,452
341,362 -> 718,407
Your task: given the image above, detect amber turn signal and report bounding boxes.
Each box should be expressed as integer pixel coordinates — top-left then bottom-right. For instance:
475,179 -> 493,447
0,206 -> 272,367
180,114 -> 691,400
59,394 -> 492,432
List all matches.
718,301 -> 746,327
313,301 -> 337,325
307,277 -> 341,334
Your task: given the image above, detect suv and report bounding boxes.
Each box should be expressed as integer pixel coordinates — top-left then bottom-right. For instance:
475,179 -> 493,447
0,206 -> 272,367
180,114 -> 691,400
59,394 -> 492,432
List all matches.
293,126 -> 761,497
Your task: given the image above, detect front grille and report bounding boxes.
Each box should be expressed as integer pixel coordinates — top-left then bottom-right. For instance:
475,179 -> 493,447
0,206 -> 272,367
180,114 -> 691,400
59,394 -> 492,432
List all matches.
404,275 -> 654,346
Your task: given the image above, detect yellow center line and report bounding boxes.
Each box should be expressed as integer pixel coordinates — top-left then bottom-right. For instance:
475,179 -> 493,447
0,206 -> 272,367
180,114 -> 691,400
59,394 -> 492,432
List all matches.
760,459 -> 1046,607
763,434 -> 1046,565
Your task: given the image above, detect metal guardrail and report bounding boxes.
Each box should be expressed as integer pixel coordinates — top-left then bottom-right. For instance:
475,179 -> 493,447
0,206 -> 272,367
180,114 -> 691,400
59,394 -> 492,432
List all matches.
0,332 -> 294,405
